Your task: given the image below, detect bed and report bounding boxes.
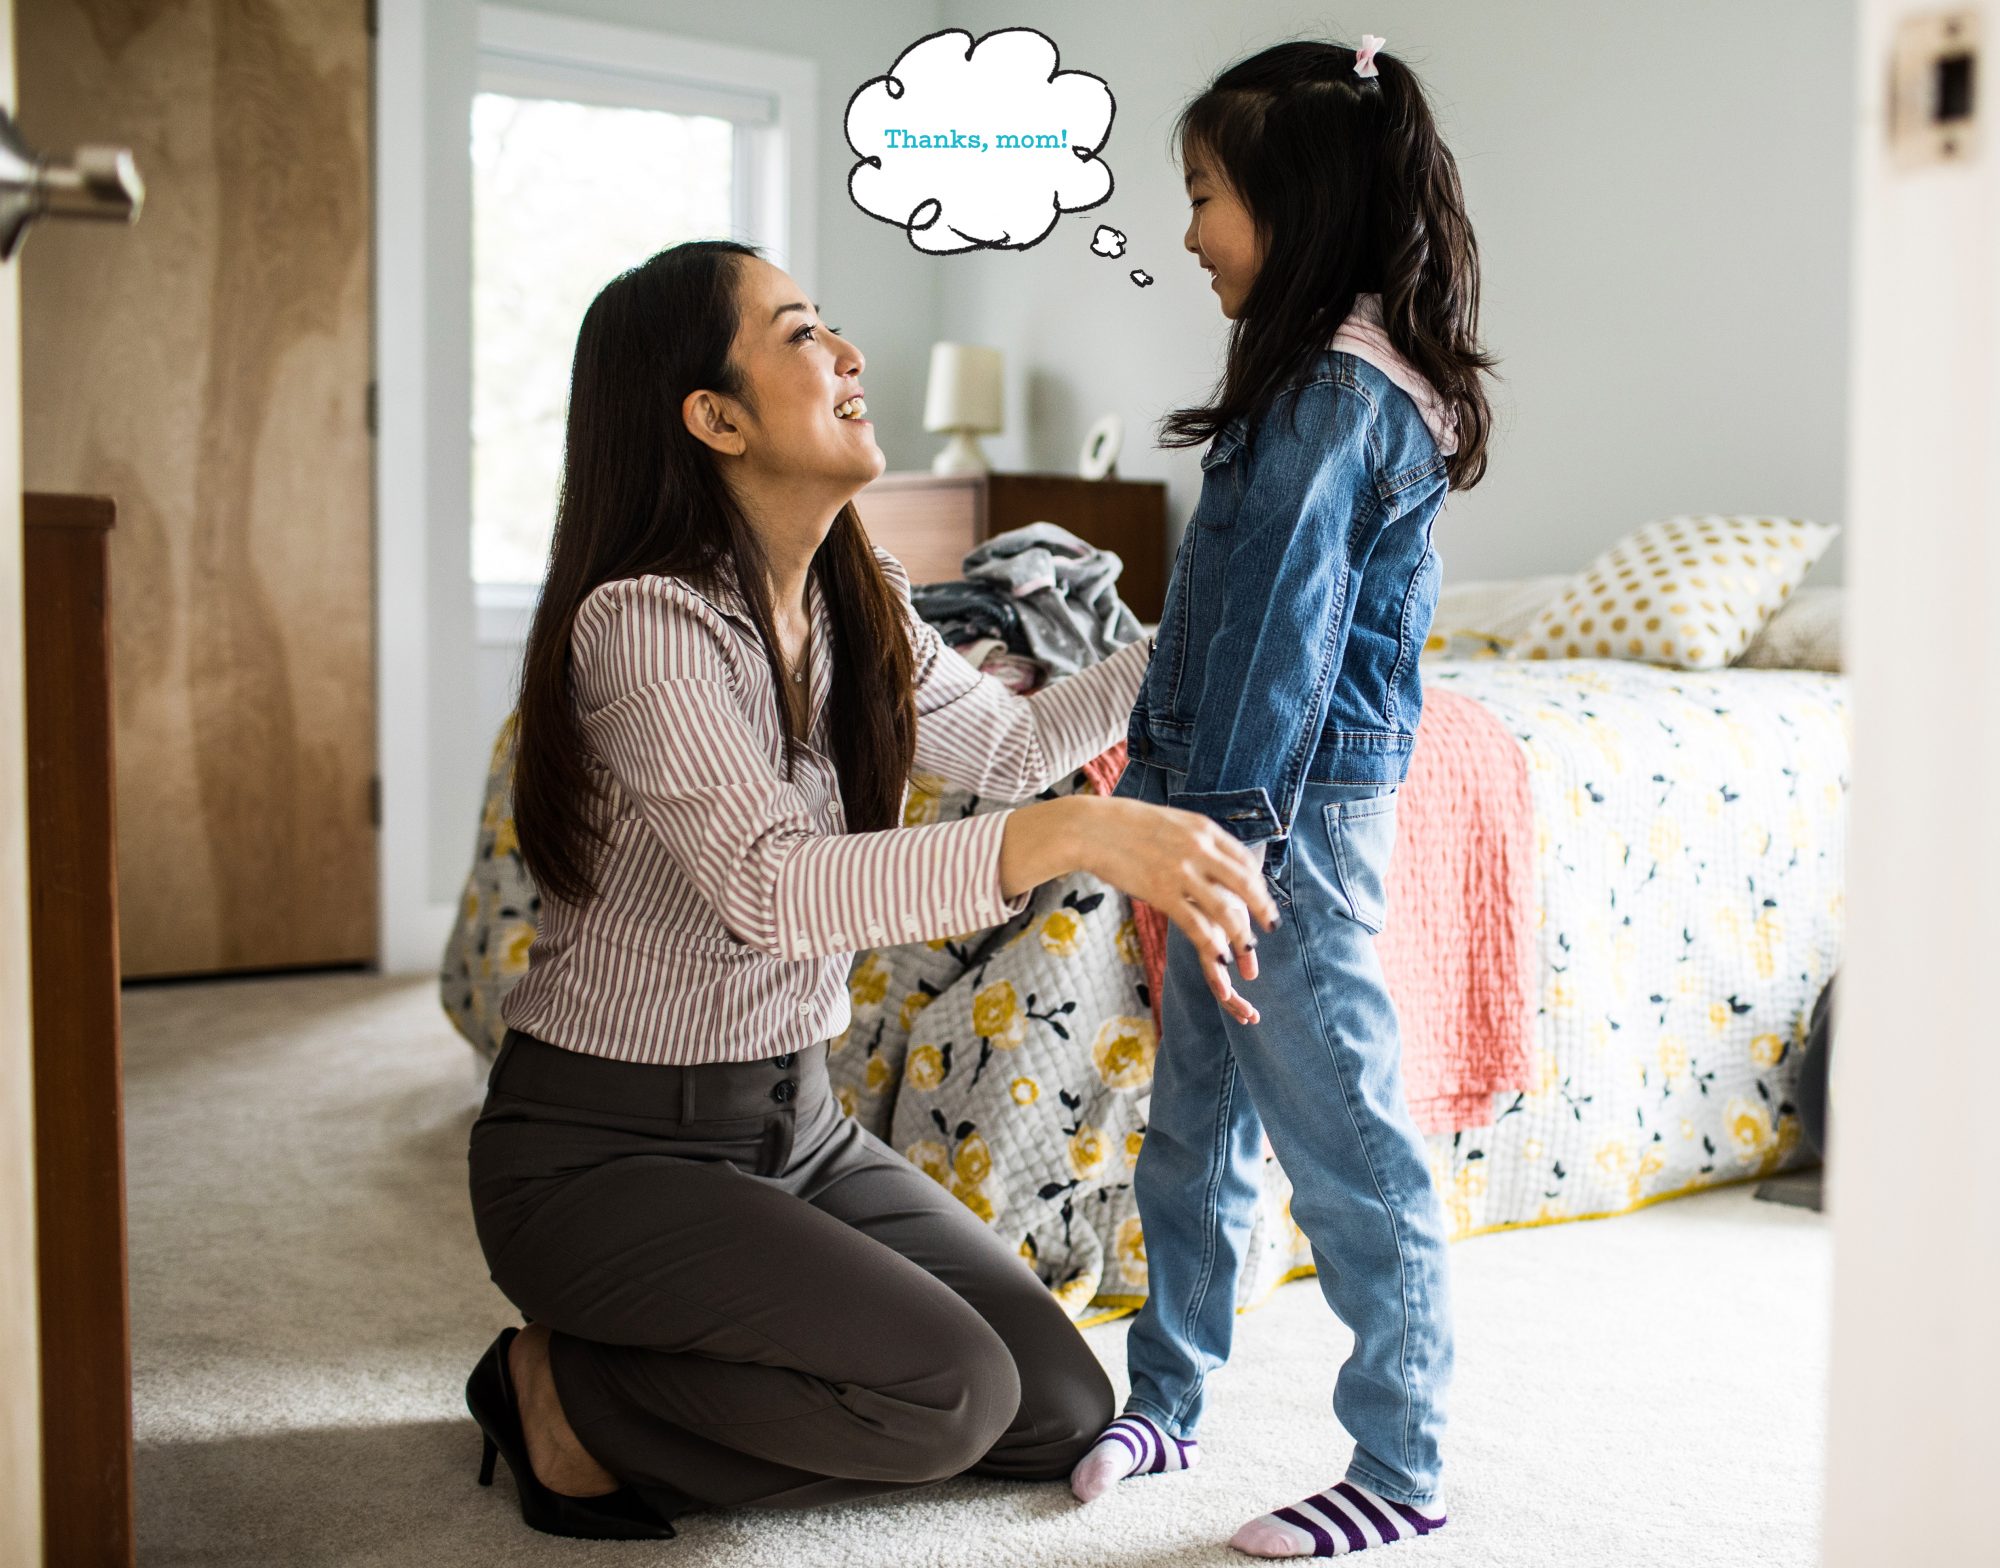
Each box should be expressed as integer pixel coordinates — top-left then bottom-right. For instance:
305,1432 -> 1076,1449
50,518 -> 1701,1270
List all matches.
442,584 -> 1847,1323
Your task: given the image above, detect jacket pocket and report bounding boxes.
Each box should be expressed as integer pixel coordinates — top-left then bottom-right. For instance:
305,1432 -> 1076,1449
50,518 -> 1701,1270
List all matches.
1323,793 -> 1398,933
1191,433 -> 1246,530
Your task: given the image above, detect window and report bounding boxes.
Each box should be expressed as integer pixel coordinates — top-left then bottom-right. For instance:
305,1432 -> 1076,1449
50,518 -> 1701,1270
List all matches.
470,8 -> 816,589
471,96 -> 737,584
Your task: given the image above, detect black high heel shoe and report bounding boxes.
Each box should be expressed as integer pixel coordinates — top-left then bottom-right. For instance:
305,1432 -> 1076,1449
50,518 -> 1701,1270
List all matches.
466,1326 -> 678,1540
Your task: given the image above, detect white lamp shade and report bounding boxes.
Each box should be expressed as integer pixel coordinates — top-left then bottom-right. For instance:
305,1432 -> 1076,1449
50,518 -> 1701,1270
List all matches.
923,343 -> 1004,435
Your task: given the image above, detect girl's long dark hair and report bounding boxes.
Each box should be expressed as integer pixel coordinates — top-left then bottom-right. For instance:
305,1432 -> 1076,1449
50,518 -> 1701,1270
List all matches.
1162,39 -> 1497,490
513,240 -> 917,906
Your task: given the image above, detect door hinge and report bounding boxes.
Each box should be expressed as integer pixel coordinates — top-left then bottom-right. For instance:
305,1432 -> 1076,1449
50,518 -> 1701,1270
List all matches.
368,775 -> 382,827
366,0 -> 379,39
365,379 -> 377,435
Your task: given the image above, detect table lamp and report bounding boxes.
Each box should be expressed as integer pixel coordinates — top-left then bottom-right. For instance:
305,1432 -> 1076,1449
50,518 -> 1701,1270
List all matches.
923,342 -> 1003,475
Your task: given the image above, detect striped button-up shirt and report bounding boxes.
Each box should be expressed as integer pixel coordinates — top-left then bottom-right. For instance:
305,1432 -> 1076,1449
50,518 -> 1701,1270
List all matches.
501,547 -> 1152,1064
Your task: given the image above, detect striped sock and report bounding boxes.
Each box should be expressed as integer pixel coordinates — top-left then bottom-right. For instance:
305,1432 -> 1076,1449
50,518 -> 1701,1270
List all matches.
1068,1413 -> 1200,1502
1230,1480 -> 1447,1558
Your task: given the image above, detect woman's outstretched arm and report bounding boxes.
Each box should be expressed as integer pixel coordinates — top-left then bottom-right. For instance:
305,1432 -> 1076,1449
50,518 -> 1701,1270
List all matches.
879,548 -> 1150,800
575,568 -> 1268,1019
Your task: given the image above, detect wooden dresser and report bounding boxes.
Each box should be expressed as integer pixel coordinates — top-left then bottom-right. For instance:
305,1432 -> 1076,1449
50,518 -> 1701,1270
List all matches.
855,471 -> 1169,622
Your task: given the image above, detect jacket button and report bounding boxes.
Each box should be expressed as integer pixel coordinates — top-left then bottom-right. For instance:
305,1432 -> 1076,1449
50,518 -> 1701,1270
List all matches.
772,1079 -> 796,1104
773,1053 -> 795,1068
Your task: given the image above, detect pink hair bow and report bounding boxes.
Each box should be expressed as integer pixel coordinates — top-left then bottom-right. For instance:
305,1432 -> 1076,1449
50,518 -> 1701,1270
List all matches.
1353,34 -> 1386,79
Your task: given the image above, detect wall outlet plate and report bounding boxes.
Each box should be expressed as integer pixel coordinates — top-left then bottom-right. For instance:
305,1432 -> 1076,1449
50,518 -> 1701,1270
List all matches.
1891,10 -> 1980,168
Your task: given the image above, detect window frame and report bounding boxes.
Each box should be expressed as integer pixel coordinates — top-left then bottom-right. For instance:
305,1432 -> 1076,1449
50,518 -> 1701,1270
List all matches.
470,3 -> 817,613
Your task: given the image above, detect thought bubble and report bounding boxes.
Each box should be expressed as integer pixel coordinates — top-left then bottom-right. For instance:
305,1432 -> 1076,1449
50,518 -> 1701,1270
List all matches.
1130,269 -> 1153,288
846,28 -> 1114,254
1091,225 -> 1127,258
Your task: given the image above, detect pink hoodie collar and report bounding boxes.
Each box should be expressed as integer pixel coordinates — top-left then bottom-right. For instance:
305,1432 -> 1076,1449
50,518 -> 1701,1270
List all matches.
1330,293 -> 1460,457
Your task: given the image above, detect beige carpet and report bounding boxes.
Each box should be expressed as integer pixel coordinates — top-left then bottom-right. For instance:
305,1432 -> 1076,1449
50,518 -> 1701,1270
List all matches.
126,973 -> 1829,1566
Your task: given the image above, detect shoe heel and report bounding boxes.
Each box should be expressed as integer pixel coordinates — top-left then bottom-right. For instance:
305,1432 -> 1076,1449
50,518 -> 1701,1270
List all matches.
467,1325 -> 678,1540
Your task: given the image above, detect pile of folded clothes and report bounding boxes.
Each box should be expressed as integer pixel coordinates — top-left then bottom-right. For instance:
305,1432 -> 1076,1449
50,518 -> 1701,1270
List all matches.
910,521 -> 1146,693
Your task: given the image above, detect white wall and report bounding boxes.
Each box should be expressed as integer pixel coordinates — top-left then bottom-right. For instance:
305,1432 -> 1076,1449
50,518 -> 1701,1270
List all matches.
932,0 -> 1855,583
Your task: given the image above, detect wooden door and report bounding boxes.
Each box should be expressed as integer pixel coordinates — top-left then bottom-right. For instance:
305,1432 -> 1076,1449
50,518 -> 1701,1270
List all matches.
17,0 -> 375,976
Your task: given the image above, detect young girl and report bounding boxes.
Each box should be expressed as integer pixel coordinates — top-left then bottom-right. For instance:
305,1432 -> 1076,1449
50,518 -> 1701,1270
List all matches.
1069,36 -> 1496,1559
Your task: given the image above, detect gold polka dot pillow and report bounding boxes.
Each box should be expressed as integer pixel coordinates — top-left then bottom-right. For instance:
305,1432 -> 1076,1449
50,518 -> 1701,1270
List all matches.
1510,515 -> 1838,669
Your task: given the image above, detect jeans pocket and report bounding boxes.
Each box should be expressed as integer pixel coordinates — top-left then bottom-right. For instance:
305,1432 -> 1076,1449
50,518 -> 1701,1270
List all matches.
1322,793 -> 1398,933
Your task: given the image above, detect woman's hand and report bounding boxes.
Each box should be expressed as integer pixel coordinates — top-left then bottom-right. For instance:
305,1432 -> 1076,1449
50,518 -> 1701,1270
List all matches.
1000,798 -> 1280,1025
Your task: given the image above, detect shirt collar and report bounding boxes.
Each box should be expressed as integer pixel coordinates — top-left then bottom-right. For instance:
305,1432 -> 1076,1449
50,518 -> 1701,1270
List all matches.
693,557 -> 833,739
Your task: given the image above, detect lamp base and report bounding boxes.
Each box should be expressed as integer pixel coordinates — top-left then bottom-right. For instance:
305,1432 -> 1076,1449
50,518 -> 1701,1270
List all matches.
930,429 -> 991,476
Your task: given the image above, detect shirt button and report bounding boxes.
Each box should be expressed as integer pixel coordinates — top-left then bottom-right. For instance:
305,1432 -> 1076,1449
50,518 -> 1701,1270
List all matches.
798,1001 -> 812,1017
830,931 -> 848,947
771,1079 -> 797,1104
867,924 -> 885,941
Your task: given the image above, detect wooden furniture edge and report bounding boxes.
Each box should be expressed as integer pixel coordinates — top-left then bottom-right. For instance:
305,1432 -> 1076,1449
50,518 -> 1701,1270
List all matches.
24,491 -> 135,1566
23,491 -> 115,531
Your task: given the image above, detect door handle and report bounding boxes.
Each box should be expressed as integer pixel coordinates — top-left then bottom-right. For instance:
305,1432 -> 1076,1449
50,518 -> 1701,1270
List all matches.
0,105 -> 144,261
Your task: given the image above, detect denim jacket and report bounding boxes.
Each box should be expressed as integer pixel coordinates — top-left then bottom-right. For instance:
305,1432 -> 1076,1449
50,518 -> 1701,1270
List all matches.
1119,351 -> 1450,875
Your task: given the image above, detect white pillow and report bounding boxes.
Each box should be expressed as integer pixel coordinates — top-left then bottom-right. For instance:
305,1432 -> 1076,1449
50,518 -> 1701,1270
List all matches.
1511,515 -> 1838,670
1424,575 -> 1566,660
1735,585 -> 1842,671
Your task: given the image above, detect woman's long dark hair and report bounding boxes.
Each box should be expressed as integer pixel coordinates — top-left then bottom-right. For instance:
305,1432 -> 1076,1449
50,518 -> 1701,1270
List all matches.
1161,39 -> 1497,489
513,240 -> 918,906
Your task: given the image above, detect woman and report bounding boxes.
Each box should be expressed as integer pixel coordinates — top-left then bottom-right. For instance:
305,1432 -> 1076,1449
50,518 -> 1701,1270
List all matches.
464,239 -> 1280,1540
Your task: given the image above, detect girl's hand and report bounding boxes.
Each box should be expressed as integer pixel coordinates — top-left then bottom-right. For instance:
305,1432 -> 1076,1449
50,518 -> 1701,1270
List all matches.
1075,798 -> 1280,1026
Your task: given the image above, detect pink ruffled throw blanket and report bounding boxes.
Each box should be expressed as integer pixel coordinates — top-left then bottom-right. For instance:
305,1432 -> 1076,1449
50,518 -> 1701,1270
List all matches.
1123,688 -> 1535,1134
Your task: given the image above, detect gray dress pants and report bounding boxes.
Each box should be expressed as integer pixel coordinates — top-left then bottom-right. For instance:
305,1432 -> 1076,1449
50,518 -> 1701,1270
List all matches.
468,1030 -> 1114,1512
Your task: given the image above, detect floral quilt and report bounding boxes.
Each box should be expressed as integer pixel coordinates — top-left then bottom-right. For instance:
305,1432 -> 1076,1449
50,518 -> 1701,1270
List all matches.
824,763 -> 1168,1319
1416,662 -> 1845,1242
824,661 -> 1847,1318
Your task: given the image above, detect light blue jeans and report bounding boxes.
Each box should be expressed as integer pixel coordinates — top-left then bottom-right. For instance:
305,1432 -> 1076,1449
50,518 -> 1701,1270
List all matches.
1118,761 -> 1454,1506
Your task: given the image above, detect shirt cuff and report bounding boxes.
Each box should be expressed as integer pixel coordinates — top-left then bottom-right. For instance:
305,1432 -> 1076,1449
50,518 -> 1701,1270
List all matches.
983,808 -> 1036,922
1162,785 -> 1283,844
